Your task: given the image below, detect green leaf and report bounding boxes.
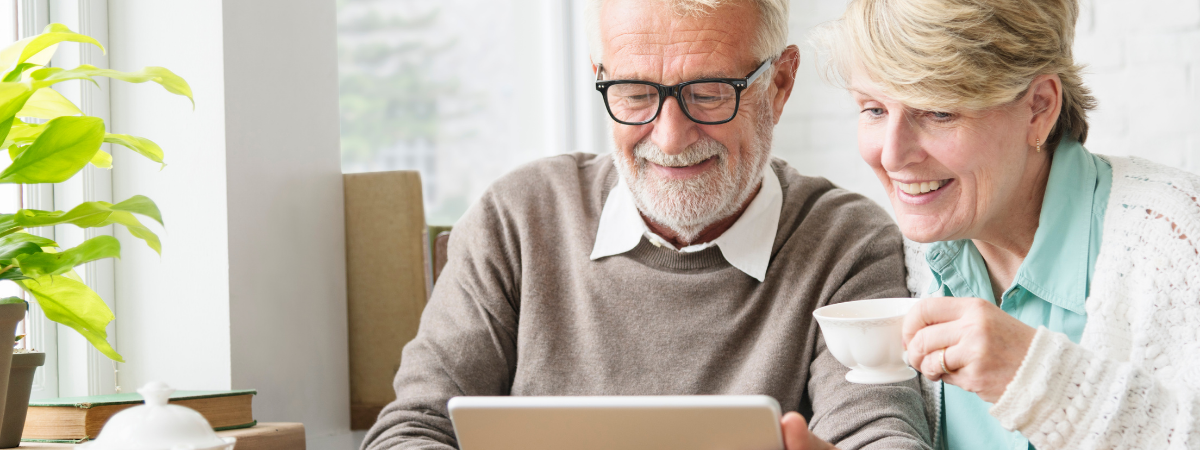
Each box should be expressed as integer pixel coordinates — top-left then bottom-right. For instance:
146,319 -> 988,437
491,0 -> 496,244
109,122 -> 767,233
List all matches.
12,128 -> 160,170
13,199 -> 162,254
90,149 -> 112,169
23,44 -> 56,69
0,24 -> 104,78
0,231 -> 59,250
30,65 -> 192,108
0,215 -> 17,238
60,268 -> 82,283
15,202 -> 113,227
0,45 -> 45,82
18,275 -> 122,362
4,120 -> 45,150
14,235 -> 119,278
0,83 -> 34,124
25,67 -> 95,88
0,240 -> 41,262
104,133 -> 164,165
0,267 -> 27,281
16,87 -> 81,120
2,63 -> 39,83
108,211 -> 161,254
0,117 -> 13,152
0,116 -> 104,184
111,195 -> 163,226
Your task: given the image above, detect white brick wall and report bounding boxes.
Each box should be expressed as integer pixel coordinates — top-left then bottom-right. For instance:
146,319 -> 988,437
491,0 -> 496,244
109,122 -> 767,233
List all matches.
777,0 -> 1200,212
1080,0 -> 1200,170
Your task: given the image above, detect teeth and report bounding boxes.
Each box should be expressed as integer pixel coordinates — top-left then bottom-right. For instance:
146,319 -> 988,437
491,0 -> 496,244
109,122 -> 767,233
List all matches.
657,161 -> 697,168
896,180 -> 945,195
650,155 -> 713,169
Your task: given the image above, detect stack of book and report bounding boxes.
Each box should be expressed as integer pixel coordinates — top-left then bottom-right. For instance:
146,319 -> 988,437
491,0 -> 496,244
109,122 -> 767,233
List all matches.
22,389 -> 256,444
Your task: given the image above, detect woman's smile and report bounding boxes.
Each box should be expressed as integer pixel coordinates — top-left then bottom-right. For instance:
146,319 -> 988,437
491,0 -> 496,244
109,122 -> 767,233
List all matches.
893,178 -> 955,205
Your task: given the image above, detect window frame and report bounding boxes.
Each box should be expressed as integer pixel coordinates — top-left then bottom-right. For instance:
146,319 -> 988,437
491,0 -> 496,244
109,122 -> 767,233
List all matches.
13,0 -> 120,400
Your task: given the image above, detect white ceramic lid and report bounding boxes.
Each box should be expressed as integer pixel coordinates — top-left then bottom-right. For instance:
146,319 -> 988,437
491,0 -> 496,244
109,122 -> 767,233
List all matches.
76,381 -> 236,450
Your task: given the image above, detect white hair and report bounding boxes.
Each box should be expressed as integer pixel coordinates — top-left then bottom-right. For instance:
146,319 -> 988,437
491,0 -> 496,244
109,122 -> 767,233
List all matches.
585,0 -> 790,65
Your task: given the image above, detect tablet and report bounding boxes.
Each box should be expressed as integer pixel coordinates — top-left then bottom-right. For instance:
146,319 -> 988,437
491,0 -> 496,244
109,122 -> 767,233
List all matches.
447,395 -> 784,450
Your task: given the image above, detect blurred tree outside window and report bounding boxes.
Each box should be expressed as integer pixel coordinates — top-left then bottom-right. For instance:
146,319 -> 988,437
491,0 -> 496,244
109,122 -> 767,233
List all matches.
338,0 -> 606,226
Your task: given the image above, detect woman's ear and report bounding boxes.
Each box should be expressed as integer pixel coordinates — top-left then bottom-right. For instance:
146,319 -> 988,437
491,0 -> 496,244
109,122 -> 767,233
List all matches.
1026,74 -> 1063,146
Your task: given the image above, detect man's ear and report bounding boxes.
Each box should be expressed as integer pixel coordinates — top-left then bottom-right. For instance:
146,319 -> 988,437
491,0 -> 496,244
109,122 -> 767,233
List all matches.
1025,74 -> 1062,147
770,45 -> 801,124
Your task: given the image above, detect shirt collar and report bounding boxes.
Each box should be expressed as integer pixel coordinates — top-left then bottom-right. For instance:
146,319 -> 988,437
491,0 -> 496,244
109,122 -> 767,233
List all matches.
590,165 -> 783,282
925,240 -> 995,303
1013,138 -> 1096,313
925,139 -> 1097,313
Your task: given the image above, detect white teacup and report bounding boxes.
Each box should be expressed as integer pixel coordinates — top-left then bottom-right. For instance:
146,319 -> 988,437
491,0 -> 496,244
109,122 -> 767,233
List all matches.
813,297 -> 920,384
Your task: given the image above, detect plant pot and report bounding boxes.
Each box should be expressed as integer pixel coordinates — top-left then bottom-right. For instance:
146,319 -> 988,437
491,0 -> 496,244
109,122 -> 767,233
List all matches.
0,352 -> 44,448
0,303 -> 24,448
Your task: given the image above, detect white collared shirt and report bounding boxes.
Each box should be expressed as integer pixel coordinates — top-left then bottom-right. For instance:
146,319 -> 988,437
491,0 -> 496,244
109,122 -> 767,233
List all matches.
589,167 -> 783,281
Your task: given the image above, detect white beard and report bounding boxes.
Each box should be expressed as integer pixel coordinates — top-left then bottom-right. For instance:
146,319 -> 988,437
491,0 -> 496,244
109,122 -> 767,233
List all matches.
612,100 -> 774,244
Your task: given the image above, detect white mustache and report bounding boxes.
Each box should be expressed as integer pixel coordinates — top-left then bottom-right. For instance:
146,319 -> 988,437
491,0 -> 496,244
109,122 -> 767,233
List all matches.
634,139 -> 724,168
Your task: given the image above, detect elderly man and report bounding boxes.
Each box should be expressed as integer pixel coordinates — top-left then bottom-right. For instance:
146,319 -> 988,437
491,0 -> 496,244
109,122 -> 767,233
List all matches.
361,0 -> 930,449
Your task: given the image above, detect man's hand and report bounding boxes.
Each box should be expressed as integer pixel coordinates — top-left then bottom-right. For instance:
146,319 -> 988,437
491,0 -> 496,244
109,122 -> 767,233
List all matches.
781,412 -> 837,450
902,296 -> 1037,403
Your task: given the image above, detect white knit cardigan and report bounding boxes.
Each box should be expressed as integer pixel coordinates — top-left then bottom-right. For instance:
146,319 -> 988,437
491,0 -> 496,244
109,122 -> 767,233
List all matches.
907,155 -> 1200,450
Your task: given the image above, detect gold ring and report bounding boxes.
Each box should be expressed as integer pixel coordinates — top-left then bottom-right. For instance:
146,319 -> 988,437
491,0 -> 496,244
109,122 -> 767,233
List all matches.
939,348 -> 951,374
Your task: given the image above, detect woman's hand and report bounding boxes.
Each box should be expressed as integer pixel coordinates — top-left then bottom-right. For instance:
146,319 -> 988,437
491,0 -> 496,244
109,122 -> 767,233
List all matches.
781,412 -> 837,450
902,297 -> 1037,403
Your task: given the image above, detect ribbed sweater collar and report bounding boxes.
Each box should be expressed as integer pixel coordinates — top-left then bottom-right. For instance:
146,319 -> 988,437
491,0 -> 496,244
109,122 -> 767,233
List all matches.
623,239 -> 729,271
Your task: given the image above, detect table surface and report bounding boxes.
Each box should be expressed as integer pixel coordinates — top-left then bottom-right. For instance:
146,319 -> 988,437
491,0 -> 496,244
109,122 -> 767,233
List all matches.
17,422 -> 306,449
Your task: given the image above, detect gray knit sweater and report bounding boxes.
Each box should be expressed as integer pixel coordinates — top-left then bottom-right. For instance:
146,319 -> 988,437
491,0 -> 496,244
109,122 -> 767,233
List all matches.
361,153 -> 931,450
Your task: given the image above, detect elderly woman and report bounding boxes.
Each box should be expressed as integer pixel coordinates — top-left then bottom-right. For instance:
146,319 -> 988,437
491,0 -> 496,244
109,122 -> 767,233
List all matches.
813,0 -> 1200,449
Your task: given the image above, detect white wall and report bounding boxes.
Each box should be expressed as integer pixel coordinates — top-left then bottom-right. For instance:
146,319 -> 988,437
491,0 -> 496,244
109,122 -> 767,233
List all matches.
108,1 -> 352,448
221,0 -> 352,448
778,0 -> 1200,212
1071,0 -> 1200,168
109,0 -> 232,391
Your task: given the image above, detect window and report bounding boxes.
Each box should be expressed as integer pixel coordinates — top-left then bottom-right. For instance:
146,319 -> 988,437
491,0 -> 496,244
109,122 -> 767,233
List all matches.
337,0 -> 610,225
4,0 -> 120,400
0,0 -> 21,351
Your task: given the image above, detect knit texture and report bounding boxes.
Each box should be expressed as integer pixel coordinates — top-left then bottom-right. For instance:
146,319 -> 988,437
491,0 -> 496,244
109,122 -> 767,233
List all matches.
909,156 -> 1200,450
904,238 -> 943,447
361,153 -> 932,450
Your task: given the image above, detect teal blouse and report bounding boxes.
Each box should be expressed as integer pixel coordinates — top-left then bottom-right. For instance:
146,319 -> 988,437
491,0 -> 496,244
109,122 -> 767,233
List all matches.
925,139 -> 1112,450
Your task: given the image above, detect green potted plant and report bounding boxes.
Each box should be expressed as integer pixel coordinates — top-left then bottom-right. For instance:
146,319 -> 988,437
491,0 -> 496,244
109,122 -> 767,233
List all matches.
0,24 -> 191,447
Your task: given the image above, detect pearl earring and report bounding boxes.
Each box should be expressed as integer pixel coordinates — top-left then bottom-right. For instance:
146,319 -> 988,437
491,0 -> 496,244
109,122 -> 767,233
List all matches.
1036,138 -> 1042,153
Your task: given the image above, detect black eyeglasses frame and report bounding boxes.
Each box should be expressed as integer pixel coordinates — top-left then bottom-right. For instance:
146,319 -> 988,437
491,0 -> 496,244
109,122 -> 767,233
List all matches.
594,59 -> 774,126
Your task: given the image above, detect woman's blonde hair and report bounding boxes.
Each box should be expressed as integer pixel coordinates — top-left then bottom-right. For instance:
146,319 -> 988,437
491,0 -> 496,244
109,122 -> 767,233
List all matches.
812,0 -> 1096,149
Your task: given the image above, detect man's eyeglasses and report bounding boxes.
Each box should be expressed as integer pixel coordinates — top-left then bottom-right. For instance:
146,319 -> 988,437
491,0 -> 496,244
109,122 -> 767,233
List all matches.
594,59 -> 774,126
